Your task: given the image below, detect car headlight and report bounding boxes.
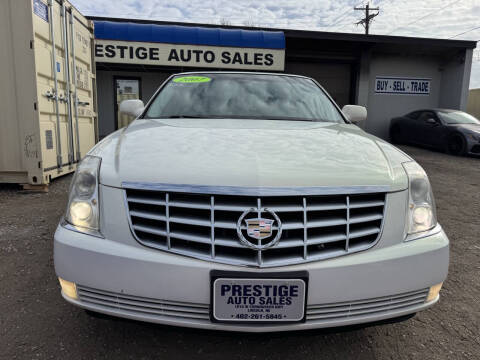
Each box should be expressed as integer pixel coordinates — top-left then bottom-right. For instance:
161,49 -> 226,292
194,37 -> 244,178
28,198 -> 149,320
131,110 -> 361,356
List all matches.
403,161 -> 437,237
64,156 -> 102,237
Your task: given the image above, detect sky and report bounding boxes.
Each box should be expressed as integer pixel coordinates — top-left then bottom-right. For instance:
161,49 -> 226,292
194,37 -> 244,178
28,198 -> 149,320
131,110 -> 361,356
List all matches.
70,0 -> 480,88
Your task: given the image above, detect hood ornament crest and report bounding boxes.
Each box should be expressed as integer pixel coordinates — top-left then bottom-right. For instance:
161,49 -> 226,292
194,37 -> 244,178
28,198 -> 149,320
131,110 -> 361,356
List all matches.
236,208 -> 282,250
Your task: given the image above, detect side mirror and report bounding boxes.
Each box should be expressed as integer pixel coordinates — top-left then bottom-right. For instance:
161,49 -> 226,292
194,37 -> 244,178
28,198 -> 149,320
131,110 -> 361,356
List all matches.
119,99 -> 145,118
342,105 -> 367,124
426,118 -> 437,125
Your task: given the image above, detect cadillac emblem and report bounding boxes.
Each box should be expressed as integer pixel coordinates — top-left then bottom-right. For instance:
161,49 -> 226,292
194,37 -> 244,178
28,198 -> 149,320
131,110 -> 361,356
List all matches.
236,208 -> 282,250
246,218 -> 274,240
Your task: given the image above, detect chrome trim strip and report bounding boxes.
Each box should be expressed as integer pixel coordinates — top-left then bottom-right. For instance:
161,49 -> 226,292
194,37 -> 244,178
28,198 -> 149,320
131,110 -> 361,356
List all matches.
165,193 -> 171,249
122,182 -> 391,196
345,196 -> 350,251
302,197 -> 307,260
404,224 -> 443,242
210,196 -> 215,258
61,220 -> 104,239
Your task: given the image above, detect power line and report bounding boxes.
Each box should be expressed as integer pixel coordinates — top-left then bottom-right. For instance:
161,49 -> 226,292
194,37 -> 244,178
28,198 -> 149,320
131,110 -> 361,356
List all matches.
324,8 -> 358,28
322,9 -> 353,28
83,0 -> 368,27
84,11 -> 365,29
386,0 -> 463,35
449,25 -> 480,39
354,3 -> 380,35
322,1 -> 366,28
328,0 -> 394,33
323,0 -> 395,31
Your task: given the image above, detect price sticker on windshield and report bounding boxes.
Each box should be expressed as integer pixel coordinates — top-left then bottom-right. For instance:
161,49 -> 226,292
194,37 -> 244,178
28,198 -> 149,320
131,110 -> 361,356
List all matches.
173,76 -> 211,83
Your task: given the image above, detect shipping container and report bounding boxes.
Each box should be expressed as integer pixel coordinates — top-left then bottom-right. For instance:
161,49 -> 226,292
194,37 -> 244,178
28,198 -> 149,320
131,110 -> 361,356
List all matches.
0,0 -> 97,187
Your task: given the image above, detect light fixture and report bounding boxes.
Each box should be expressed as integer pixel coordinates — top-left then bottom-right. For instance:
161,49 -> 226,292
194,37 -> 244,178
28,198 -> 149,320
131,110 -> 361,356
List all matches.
58,278 -> 78,300
403,162 -> 437,236
64,156 -> 102,236
426,283 -> 443,302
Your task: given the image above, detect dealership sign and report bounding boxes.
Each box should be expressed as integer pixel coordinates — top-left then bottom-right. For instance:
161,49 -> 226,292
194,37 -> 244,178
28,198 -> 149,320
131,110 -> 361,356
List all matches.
94,40 -> 285,71
375,76 -> 431,95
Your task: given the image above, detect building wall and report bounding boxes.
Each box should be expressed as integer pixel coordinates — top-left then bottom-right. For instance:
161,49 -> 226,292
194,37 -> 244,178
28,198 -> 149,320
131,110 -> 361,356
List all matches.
365,54 -> 442,139
439,49 -> 473,110
97,70 -> 172,137
285,62 -> 352,107
467,88 -> 480,119
95,50 -> 473,140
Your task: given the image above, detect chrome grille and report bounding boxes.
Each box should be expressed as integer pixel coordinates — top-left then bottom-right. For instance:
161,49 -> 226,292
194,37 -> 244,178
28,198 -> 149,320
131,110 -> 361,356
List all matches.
124,185 -> 386,267
306,288 -> 428,321
77,285 -> 427,326
77,286 -> 210,321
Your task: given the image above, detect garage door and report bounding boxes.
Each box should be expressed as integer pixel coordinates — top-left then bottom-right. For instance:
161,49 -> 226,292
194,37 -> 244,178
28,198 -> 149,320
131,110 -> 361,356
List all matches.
285,62 -> 351,107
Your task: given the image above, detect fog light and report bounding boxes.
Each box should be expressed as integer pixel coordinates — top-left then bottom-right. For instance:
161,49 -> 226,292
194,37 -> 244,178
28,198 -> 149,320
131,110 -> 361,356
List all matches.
426,282 -> 443,302
59,278 -> 78,299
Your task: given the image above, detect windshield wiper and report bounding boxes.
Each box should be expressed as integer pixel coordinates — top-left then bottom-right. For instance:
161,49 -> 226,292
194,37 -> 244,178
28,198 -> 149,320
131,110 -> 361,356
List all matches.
164,115 -> 209,119
161,115 -> 336,122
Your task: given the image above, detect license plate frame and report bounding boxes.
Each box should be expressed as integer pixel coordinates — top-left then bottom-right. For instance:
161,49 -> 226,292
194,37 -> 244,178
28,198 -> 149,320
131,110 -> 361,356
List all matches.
210,270 -> 309,324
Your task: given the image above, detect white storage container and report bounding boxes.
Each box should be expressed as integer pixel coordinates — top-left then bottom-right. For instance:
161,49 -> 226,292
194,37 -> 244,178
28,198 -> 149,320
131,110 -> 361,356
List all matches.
0,0 -> 97,186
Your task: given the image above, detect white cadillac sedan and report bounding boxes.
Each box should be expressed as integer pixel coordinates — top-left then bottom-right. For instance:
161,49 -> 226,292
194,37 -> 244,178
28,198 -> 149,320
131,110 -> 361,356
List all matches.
54,72 -> 448,332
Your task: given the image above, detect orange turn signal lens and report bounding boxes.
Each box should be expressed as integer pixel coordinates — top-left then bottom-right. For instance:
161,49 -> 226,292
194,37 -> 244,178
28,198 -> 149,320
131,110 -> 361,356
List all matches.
58,277 -> 78,300
426,282 -> 443,302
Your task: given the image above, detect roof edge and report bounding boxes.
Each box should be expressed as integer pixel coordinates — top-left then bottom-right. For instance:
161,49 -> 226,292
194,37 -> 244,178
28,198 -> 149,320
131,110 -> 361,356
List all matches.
87,16 -> 477,50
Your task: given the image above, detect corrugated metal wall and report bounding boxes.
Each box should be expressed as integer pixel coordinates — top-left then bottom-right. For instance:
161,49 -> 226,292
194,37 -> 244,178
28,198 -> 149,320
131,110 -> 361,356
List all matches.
0,0 -> 97,185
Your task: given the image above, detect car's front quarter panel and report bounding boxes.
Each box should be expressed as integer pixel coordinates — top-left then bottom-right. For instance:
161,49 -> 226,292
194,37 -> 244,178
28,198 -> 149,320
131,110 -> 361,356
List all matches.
459,129 -> 480,154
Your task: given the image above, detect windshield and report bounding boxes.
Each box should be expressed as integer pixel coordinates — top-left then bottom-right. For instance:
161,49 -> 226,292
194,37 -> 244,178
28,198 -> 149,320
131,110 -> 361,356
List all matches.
144,73 -> 345,123
437,111 -> 480,125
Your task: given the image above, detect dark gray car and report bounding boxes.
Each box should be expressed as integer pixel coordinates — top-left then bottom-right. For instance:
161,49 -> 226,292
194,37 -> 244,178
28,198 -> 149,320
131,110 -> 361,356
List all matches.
390,109 -> 480,156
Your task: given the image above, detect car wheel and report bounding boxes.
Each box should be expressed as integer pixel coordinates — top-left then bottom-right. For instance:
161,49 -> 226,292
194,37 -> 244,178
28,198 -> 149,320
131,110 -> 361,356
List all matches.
447,134 -> 466,156
390,126 -> 404,144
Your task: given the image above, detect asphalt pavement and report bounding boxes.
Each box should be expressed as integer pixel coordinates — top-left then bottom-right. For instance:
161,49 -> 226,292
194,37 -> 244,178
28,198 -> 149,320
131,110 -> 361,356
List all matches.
0,145 -> 479,359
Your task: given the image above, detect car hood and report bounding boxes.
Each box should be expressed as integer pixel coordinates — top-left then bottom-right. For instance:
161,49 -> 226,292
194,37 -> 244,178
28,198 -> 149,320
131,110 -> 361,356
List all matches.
447,123 -> 480,133
90,119 -> 411,191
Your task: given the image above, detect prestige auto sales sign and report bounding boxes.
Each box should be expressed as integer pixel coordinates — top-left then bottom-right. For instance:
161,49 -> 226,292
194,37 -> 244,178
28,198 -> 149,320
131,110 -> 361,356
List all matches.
94,40 -> 285,71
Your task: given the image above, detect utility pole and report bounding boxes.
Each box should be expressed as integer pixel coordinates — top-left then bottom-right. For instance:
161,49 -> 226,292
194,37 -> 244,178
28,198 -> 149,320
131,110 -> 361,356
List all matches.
354,3 -> 379,35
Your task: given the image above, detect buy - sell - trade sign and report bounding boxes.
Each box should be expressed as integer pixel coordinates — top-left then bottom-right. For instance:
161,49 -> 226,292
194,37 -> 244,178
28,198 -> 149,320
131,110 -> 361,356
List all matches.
375,76 -> 431,95
94,40 -> 285,71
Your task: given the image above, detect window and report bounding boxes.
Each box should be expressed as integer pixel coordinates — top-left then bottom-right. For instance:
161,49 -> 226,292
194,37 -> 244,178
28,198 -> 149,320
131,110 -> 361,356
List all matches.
407,111 -> 421,120
144,73 -> 345,123
437,111 -> 480,125
417,112 -> 435,122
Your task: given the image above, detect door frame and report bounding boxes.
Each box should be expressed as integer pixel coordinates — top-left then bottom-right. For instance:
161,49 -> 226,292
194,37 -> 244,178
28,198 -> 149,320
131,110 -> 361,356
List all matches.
113,76 -> 142,131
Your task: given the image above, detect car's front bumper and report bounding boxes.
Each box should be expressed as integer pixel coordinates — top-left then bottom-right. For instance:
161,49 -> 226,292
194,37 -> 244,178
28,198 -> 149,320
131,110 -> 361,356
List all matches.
466,142 -> 480,155
54,223 -> 449,332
